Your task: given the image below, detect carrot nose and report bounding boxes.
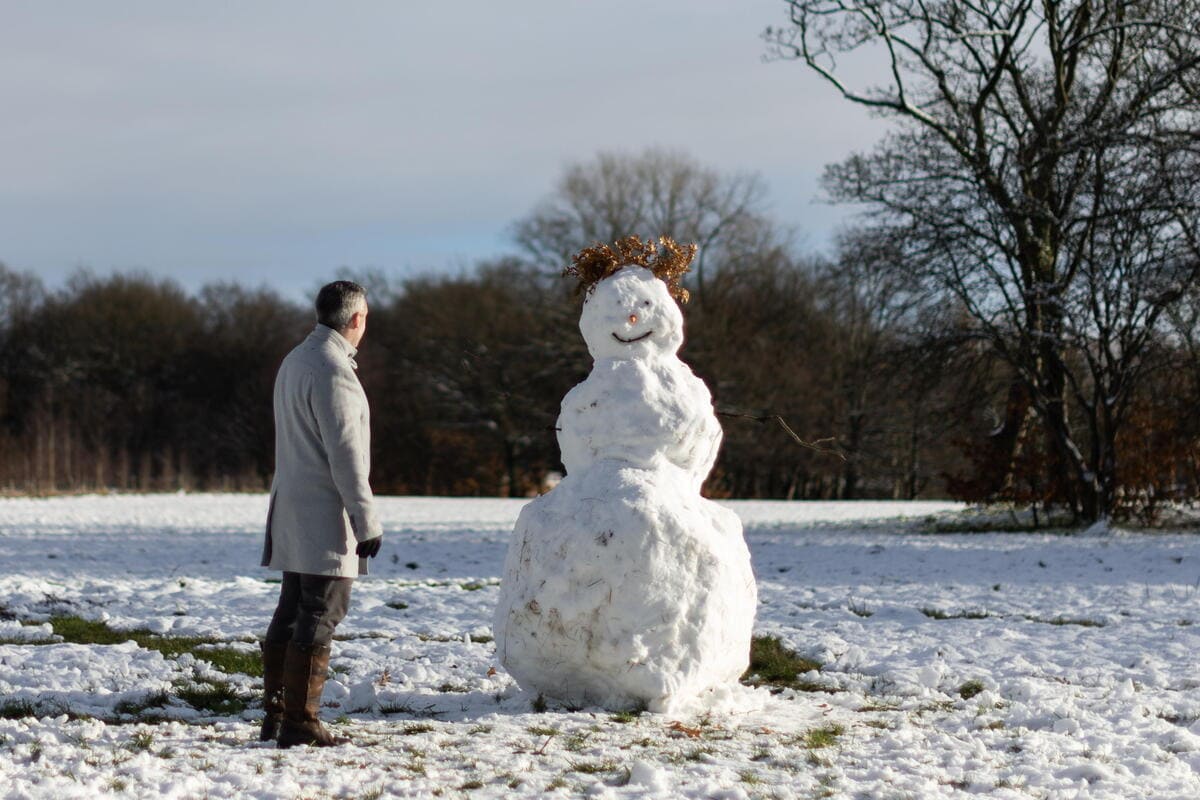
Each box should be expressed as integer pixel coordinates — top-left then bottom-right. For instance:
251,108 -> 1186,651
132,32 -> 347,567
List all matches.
628,313 -> 638,325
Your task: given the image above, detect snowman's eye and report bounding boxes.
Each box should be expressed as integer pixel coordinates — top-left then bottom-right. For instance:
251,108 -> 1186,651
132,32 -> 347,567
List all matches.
642,300 -> 651,306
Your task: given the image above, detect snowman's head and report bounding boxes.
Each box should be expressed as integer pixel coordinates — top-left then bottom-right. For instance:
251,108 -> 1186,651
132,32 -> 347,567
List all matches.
579,267 -> 684,360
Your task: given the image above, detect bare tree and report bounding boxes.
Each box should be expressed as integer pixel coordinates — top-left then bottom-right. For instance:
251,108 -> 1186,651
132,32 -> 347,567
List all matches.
767,0 -> 1200,520
817,228 -> 921,497
513,148 -> 777,301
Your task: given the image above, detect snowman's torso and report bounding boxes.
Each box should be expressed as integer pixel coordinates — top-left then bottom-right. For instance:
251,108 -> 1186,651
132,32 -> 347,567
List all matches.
493,267 -> 757,713
559,356 -> 722,486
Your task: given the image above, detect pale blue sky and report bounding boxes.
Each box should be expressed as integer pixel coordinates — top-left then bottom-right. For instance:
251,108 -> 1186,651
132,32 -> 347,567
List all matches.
1,1 -> 886,300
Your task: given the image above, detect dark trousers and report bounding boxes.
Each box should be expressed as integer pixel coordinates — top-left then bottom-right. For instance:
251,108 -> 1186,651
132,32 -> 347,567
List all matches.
265,572 -> 353,647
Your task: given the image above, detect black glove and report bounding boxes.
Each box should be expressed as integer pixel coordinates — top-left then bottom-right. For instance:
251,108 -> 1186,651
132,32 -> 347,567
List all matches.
356,535 -> 383,558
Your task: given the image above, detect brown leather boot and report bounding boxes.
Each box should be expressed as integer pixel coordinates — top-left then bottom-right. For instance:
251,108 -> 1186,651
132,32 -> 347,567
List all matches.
259,640 -> 288,742
277,642 -> 347,748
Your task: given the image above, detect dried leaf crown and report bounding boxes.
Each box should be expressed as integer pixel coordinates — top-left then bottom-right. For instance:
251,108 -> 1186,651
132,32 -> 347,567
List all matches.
563,235 -> 696,304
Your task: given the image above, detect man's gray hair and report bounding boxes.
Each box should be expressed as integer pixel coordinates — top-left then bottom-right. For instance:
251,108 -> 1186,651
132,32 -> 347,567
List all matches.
315,280 -> 367,331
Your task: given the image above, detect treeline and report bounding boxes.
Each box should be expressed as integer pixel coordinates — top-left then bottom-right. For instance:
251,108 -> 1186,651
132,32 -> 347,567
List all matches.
3,149 -> 1200,517
0,253 -> 968,501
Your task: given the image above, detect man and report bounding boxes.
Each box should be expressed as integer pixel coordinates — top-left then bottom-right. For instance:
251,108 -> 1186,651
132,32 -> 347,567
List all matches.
259,280 -> 384,748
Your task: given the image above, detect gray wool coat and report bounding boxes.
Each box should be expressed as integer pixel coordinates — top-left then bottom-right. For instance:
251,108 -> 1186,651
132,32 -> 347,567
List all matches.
261,324 -> 382,577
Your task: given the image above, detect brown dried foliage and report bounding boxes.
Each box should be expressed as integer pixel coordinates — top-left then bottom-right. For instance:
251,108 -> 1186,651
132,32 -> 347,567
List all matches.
563,235 -> 696,303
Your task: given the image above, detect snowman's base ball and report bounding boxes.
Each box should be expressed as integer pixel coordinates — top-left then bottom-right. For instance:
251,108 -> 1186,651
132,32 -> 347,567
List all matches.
493,460 -> 757,713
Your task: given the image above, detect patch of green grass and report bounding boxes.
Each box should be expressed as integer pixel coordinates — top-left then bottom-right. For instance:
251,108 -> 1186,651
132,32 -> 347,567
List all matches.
458,780 -> 484,790
682,746 -> 716,762
739,769 -> 762,785
460,582 -> 487,592
411,632 -> 493,644
174,680 -> 246,715
855,701 -> 900,712
0,636 -> 50,645
610,708 -> 643,723
8,696 -> 75,721
114,691 -> 170,716
379,701 -> 443,718
568,759 -> 620,774
0,699 -> 36,719
526,725 -> 559,737
160,640 -> 260,675
126,731 -> 154,752
386,600 -> 409,610
802,724 -> 845,749
400,723 -> 436,736
191,646 -> 261,676
906,699 -> 957,716
741,635 -> 826,691
917,701 -> 958,715
563,733 -> 590,752
48,615 -> 129,645
531,694 -> 548,713
333,632 -> 390,642
545,777 -> 568,791
959,679 -> 986,700
921,608 -> 990,621
1025,615 -> 1105,628
49,615 -> 262,676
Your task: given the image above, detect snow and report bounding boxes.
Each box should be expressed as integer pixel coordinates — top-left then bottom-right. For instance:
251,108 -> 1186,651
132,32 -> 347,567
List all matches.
0,493 -> 1195,798
495,267 -> 755,712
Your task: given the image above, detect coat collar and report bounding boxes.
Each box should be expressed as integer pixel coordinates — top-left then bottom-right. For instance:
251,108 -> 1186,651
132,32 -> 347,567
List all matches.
311,324 -> 358,368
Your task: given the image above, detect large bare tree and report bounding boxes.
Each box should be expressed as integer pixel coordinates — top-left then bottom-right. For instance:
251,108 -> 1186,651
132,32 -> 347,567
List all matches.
513,148 -> 778,301
767,0 -> 1200,520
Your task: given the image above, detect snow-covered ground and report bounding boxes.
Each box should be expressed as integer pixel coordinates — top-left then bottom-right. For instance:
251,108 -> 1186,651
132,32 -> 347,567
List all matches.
0,494 -> 1198,799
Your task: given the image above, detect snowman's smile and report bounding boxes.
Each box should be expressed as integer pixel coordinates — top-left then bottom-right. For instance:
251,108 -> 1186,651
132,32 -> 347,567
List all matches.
612,330 -> 653,344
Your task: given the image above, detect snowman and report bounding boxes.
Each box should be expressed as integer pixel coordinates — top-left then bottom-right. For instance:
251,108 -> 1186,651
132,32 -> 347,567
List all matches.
493,236 -> 757,713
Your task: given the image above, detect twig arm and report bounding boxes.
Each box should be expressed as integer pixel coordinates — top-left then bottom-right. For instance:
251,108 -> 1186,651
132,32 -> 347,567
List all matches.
716,410 -> 846,460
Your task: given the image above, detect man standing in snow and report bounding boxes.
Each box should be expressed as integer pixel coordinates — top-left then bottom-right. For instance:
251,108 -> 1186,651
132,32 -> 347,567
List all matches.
259,280 -> 384,748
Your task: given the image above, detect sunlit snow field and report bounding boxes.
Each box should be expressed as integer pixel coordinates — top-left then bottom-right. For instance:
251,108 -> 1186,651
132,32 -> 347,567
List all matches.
1,494 -> 1199,799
